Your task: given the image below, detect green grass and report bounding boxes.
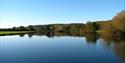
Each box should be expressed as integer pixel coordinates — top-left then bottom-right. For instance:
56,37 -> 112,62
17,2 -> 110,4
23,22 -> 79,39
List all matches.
0,31 -> 35,35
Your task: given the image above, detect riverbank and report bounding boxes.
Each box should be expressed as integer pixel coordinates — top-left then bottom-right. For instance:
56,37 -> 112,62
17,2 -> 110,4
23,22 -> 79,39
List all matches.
0,31 -> 35,35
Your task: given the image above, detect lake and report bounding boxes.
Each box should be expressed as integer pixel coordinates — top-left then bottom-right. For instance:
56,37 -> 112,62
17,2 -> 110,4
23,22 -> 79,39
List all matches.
0,32 -> 125,63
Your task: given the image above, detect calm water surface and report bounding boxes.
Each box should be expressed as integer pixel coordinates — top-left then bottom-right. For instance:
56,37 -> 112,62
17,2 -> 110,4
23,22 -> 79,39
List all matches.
0,34 -> 125,63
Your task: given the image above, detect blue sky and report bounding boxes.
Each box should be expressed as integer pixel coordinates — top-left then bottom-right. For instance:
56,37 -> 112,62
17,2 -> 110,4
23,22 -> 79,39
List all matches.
0,0 -> 124,28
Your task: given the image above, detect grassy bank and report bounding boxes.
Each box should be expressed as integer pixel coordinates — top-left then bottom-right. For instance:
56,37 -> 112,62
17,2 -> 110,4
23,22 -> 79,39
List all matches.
0,31 -> 35,35
96,30 -> 115,33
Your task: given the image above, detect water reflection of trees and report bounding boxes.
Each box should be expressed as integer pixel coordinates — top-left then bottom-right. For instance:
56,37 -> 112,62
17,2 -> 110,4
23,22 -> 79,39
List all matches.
19,33 -> 25,37
1,31 -> 125,60
113,42 -> 125,60
32,31 -> 125,60
98,31 -> 125,60
82,32 -> 98,44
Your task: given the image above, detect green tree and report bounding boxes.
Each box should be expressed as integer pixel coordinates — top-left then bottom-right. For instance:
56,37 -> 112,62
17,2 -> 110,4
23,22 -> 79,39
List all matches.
18,26 -> 27,31
12,27 -> 17,31
83,21 -> 98,33
27,25 -> 34,31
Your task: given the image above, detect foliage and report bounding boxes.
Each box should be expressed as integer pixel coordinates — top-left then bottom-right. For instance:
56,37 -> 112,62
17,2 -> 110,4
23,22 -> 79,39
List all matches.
111,10 -> 125,32
27,25 -> 35,31
81,21 -> 98,33
18,26 -> 27,31
0,10 -> 125,33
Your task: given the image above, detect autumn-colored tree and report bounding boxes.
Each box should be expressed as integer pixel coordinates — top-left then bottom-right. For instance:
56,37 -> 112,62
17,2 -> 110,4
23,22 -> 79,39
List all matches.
111,10 -> 125,32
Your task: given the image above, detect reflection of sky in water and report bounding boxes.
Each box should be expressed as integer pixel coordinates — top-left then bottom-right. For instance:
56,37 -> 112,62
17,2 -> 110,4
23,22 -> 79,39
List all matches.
0,35 -> 125,63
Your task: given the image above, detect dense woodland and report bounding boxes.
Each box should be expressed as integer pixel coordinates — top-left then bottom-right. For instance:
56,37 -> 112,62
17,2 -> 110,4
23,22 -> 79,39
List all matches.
0,10 -> 125,34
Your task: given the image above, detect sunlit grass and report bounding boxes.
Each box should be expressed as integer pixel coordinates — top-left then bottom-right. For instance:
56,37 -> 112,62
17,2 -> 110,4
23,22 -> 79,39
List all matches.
0,31 -> 35,35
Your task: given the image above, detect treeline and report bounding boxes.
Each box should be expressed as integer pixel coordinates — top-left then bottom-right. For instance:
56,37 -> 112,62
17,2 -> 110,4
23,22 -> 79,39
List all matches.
0,10 -> 125,33
97,10 -> 125,32
81,10 -> 125,33
0,25 -> 35,31
33,23 -> 83,34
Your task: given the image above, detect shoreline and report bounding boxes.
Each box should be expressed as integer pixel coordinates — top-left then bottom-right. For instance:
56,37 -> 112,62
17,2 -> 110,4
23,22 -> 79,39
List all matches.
0,31 -> 35,35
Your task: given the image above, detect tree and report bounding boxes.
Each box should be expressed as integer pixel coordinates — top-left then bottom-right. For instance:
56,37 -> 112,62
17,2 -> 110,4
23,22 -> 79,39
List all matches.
18,26 -> 27,31
27,25 -> 34,31
12,27 -> 17,31
82,21 -> 98,33
111,10 -> 125,32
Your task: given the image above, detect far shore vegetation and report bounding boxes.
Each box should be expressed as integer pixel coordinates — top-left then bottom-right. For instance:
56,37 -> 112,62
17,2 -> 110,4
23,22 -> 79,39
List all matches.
0,10 -> 125,35
0,31 -> 35,35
